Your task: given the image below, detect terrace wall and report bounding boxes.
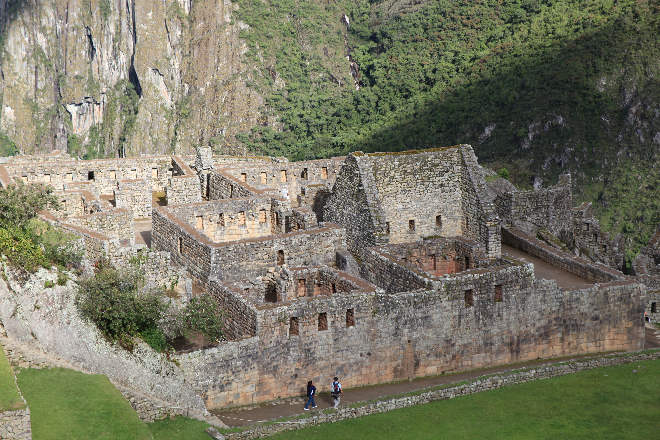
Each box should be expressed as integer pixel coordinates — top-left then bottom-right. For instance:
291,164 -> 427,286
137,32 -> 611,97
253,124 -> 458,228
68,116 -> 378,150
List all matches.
177,263 -> 645,408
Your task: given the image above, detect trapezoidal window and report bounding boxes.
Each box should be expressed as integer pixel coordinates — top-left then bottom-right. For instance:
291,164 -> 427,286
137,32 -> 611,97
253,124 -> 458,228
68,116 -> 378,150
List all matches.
259,209 -> 267,223
240,172 -> 247,182
260,172 -> 267,184
385,222 -> 390,234
289,317 -> 299,336
277,250 -> 285,266
318,312 -> 328,331
152,168 -> 159,178
177,237 -> 183,254
195,215 -> 204,230
436,215 -> 442,228
87,171 -> 95,180
264,284 -> 278,303
297,279 -> 306,297
218,213 -> 225,227
494,285 -> 503,302
464,289 -> 474,307
280,170 -> 287,182
346,309 -> 355,327
652,302 -> 657,313
321,167 -> 328,179
238,211 -> 246,226
301,168 -> 308,179
409,219 -> 415,231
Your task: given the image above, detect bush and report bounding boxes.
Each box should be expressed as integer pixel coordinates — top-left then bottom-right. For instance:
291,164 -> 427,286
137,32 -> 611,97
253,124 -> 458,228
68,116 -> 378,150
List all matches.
76,260 -> 167,348
178,294 -> 224,342
44,280 -> 54,289
139,327 -> 169,353
0,183 -> 59,228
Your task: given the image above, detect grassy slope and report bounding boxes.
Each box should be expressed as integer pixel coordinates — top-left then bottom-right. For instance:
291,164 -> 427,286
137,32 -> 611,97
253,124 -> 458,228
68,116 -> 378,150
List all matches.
235,0 -> 659,258
17,368 -> 152,440
271,359 -> 660,439
0,345 -> 24,411
148,416 -> 211,440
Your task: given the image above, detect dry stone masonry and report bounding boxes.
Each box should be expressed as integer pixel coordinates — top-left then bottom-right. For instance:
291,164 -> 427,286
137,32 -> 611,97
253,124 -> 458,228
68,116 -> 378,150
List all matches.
0,144 -> 655,417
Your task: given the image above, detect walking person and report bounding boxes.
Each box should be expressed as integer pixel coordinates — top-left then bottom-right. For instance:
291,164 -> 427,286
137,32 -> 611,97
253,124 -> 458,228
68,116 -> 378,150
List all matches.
331,376 -> 342,408
303,380 -> 317,410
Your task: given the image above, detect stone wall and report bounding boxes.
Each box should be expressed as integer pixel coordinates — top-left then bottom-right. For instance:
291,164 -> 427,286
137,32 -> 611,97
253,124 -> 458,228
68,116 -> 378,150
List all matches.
323,154 -> 384,253
66,208 -> 134,242
167,157 -> 202,205
208,169 -> 259,200
2,156 -> 172,193
502,227 -> 623,283
167,198 -> 274,243
495,174 -> 573,238
115,179 -> 152,219
176,260 -> 644,408
0,408 -> 31,440
207,282 -> 258,340
0,270 -> 209,420
210,226 -> 346,282
324,146 -> 501,258
153,206 -> 346,283
226,351 -> 660,440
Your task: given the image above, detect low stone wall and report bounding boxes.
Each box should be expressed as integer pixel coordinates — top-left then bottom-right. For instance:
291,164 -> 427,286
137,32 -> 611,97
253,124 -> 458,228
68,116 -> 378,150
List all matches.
208,170 -> 258,200
502,226 -> 623,283
66,208 -> 134,242
207,281 -> 258,340
167,157 -> 202,205
115,179 -> 152,219
495,174 -> 572,238
0,408 -> 31,440
226,351 -> 660,439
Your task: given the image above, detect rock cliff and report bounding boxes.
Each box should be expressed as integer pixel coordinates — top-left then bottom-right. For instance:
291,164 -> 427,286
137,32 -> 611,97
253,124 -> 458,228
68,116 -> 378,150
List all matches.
0,0 -> 261,155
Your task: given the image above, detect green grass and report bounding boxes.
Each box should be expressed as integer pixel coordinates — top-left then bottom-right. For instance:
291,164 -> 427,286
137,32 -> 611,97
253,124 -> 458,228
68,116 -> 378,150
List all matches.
148,416 -> 211,440
17,368 -> 151,440
271,359 -> 660,440
0,345 -> 24,411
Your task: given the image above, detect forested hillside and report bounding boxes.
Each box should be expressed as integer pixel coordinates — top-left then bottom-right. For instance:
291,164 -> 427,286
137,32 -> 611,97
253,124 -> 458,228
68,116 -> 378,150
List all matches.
0,0 -> 657,262
234,0 -> 659,264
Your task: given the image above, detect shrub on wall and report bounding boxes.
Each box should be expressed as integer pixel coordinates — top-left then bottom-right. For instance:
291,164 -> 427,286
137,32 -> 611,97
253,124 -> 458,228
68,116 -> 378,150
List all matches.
178,294 -> 224,342
0,183 -> 81,272
76,260 -> 168,351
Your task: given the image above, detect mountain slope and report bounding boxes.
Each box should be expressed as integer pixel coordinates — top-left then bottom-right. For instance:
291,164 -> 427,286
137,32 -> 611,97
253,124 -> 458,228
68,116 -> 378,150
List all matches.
0,0 -> 658,259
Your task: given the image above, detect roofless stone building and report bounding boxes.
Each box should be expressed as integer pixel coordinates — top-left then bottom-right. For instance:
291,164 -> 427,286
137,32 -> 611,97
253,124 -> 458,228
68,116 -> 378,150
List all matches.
0,145 -> 647,410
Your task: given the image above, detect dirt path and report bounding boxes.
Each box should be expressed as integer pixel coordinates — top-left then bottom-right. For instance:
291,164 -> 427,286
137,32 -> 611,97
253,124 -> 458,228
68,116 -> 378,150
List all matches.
214,345 -> 655,427
502,245 -> 593,289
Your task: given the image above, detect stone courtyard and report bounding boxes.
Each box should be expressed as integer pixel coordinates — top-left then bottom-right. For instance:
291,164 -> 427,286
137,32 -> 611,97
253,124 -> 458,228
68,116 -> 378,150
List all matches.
0,144 -> 653,413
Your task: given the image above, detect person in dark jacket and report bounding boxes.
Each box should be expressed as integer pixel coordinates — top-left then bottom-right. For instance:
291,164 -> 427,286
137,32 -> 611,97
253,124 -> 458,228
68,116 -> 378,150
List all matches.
304,380 -> 317,410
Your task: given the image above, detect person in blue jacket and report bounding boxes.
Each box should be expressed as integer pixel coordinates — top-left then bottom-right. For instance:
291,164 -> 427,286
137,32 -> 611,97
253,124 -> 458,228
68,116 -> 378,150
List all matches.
303,380 -> 317,410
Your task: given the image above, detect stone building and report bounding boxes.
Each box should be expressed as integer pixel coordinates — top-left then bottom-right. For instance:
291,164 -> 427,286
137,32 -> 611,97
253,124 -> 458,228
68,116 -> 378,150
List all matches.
0,145 -> 651,412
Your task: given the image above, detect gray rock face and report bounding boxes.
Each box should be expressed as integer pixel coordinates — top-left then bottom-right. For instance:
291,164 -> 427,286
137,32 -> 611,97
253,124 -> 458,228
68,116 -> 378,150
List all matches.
0,266 -> 208,420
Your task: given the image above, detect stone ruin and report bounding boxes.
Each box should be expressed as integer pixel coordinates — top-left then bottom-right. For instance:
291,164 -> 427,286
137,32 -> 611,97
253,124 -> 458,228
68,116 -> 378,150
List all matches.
0,145 -> 653,411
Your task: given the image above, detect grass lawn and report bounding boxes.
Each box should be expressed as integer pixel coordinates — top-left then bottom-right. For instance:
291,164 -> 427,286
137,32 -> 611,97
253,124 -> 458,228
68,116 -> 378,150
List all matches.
17,368 -> 151,440
148,416 -> 211,440
0,345 -> 24,411
271,359 -> 660,440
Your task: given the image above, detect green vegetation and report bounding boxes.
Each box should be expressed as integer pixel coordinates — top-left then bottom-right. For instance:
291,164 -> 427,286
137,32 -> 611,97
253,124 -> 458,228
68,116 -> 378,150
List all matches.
148,416 -> 211,440
0,131 -> 18,156
0,344 -> 24,412
76,259 -> 168,351
271,359 -> 660,439
178,294 -> 224,342
0,184 -> 81,272
17,368 -> 152,440
233,0 -> 659,255
15,366 -> 212,439
76,259 -> 224,352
